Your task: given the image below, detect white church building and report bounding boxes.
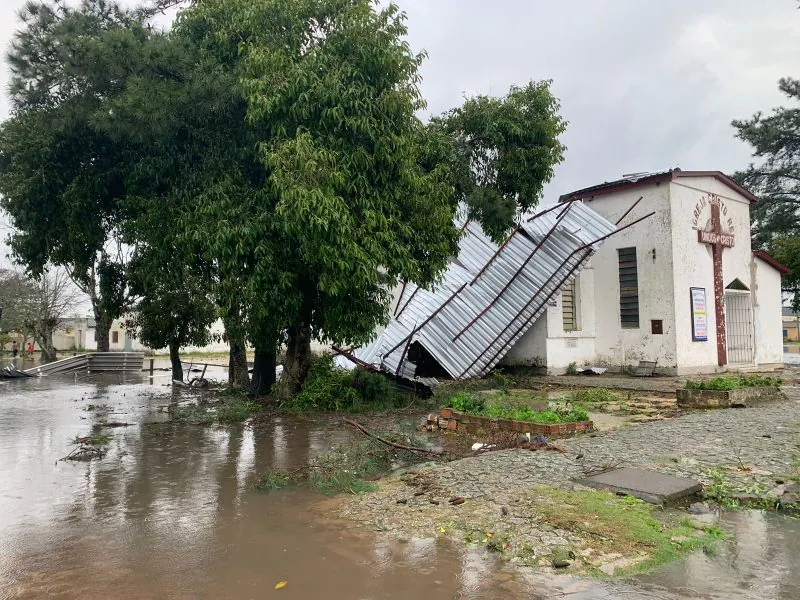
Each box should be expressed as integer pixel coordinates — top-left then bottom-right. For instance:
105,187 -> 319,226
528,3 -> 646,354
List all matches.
502,169 -> 787,375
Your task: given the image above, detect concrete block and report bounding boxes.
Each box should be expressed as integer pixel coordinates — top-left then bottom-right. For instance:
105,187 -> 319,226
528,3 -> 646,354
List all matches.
579,467 -> 702,505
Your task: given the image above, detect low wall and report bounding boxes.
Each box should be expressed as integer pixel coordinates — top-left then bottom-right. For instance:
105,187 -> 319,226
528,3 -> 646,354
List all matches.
430,408 -> 593,437
676,386 -> 784,409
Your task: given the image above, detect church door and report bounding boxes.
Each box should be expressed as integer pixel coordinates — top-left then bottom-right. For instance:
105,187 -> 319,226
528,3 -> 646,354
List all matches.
724,291 -> 754,364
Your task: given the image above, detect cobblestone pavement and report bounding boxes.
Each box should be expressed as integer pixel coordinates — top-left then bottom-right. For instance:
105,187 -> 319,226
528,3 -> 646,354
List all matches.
339,385 -> 800,580
434,386 -> 800,498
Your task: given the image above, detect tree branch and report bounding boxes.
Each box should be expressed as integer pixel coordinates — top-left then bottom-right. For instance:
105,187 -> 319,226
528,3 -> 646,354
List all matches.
342,418 -> 443,456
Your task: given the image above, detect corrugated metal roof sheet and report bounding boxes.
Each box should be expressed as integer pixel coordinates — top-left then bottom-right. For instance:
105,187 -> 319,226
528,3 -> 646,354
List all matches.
356,201 -> 618,380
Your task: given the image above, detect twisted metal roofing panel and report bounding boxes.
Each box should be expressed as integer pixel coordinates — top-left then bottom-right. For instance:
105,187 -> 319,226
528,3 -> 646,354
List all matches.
356,201 -> 617,380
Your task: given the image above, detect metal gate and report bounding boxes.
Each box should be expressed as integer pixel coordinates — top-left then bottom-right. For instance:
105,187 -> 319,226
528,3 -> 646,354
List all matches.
724,291 -> 754,364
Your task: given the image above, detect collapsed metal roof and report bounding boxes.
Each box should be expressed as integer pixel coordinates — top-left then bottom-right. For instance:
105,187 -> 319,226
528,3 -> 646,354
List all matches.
356,200 -> 649,381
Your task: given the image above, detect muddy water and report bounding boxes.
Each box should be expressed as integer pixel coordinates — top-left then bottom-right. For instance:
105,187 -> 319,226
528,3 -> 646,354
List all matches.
0,373 -> 532,600
2,373 -> 800,599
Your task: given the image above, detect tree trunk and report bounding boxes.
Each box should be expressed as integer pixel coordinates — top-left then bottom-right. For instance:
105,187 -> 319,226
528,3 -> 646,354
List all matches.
95,312 -> 112,353
228,338 -> 250,389
249,345 -> 277,398
281,319 -> 312,395
169,339 -> 183,382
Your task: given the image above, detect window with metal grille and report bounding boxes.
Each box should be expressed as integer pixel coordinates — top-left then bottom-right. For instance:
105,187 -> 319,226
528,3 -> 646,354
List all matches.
562,278 -> 579,331
618,247 -> 640,328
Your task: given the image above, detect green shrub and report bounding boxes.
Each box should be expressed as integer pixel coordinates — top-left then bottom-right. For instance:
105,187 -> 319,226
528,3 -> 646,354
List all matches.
565,361 -> 578,375
685,374 -> 782,390
446,391 -> 487,414
287,355 -> 402,412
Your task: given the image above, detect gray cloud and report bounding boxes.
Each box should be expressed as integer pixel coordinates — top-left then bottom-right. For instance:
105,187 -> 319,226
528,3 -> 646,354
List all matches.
1,0 -> 798,265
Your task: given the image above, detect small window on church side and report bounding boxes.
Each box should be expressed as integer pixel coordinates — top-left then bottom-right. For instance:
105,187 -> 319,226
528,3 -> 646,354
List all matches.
112,331 -> 119,344
618,247 -> 640,329
562,278 -> 580,331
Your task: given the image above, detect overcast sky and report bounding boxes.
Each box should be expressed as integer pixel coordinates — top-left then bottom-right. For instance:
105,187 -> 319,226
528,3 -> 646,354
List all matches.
1,0 -> 799,267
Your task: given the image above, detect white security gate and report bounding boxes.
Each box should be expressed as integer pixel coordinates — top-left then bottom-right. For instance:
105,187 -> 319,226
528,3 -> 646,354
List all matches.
724,291 -> 754,364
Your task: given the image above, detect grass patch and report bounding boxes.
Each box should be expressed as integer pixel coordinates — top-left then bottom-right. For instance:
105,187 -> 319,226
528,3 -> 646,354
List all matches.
172,399 -> 263,425
685,374 -> 782,390
308,438 -> 394,495
530,487 -> 725,576
442,390 -> 589,423
570,388 -> 619,404
84,403 -> 111,412
483,403 -> 589,423
74,433 -> 111,446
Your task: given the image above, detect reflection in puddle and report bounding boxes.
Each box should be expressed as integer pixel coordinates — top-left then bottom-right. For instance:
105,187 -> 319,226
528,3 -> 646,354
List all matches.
0,374 -> 534,599
1,374 -> 799,599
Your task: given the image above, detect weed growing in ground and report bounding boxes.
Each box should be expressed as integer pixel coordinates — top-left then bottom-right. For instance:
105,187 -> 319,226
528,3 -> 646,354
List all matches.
791,452 -> 800,484
482,403 -> 589,424
703,468 -> 740,508
570,388 -> 618,404
686,374 -> 782,390
446,391 -> 486,414
565,361 -> 579,375
531,487 -> 725,576
488,369 -> 514,394
84,404 -> 111,412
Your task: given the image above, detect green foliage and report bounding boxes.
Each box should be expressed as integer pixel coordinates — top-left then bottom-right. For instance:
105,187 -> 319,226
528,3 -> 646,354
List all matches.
444,388 -> 589,423
308,439 -> 389,495
75,433 -> 111,446
482,403 -> 589,424
532,487 -> 724,576
172,399 -> 262,425
287,355 -> 402,412
703,468 -> 740,508
565,361 -> 578,375
570,388 -> 619,404
445,391 -> 486,414
0,1 -> 164,343
685,374 -> 782,390
732,78 -> 800,305
254,470 -> 291,492
432,81 -> 567,241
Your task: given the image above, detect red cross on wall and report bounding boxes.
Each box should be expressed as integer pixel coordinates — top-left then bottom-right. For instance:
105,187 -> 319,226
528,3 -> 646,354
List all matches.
697,203 -> 735,366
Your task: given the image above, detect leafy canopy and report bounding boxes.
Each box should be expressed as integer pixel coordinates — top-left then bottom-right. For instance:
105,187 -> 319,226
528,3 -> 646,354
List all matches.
733,77 -> 800,303
432,81 -> 567,241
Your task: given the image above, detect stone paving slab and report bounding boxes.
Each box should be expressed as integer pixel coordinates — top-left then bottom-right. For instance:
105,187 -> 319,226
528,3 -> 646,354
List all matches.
579,467 -> 702,505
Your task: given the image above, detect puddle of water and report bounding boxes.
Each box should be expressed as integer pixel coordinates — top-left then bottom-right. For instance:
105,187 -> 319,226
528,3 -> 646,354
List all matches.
2,373 -> 799,600
0,373 -> 533,600
633,510 -> 800,600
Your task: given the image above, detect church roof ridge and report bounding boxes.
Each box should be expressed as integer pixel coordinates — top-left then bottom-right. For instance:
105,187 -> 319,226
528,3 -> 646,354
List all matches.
559,169 -> 759,205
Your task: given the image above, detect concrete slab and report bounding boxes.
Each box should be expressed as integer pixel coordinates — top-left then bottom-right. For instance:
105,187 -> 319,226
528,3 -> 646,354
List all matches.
579,467 -> 702,505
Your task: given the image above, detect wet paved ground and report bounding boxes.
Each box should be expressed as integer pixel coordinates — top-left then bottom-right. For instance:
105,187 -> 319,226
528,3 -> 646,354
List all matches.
2,369 -> 800,599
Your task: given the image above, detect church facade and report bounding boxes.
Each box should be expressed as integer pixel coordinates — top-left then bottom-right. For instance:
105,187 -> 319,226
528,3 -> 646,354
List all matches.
502,169 -> 787,375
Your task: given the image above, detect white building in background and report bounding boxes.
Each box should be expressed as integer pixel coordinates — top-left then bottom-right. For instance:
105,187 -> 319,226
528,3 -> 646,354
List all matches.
502,169 -> 787,375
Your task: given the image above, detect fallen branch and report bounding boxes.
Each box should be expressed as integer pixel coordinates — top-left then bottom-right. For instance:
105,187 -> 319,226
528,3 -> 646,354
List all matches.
342,418 -> 443,456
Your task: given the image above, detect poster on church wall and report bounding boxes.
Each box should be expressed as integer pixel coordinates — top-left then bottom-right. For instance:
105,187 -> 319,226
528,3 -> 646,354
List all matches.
690,287 -> 708,341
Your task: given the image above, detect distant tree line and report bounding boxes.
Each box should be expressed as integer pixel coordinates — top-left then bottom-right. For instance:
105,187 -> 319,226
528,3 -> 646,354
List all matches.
0,0 -> 566,394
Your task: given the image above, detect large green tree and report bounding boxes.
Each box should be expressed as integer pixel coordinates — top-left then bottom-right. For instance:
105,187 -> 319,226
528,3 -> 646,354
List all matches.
432,81 -> 567,242
182,0 -> 461,394
0,0 -> 161,350
733,77 -> 800,305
